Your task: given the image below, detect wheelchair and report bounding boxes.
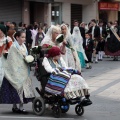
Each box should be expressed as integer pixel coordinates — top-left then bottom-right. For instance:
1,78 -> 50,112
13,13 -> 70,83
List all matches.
32,48 -> 88,118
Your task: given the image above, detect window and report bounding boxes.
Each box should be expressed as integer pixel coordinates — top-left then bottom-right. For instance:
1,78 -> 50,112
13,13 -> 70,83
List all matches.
51,3 -> 62,25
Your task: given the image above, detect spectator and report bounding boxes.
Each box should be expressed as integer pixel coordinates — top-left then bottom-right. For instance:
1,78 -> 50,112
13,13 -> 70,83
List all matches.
35,27 -> 45,46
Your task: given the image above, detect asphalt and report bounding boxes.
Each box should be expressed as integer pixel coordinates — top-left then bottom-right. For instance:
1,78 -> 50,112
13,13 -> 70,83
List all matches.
0,56 -> 120,120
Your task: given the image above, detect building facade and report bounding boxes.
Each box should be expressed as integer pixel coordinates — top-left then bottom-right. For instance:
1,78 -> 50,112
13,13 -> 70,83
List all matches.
0,0 -> 96,26
0,0 -> 120,27
98,0 -> 120,24
22,0 -> 96,26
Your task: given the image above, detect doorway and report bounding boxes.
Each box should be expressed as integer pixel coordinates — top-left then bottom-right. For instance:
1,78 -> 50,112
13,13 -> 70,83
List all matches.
30,1 -> 35,24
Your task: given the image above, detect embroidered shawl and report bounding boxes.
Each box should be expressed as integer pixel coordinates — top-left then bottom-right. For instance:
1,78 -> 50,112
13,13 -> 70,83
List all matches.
3,41 -> 29,91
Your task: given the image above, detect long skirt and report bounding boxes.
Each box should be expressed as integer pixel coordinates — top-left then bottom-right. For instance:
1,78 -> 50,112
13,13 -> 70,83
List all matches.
105,35 -> 120,56
105,43 -> 120,56
0,78 -> 34,104
64,74 -> 89,99
62,47 -> 75,69
77,51 -> 86,68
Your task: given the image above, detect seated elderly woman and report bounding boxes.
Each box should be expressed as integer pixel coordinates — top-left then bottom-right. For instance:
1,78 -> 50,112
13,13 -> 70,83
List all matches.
42,46 -> 92,106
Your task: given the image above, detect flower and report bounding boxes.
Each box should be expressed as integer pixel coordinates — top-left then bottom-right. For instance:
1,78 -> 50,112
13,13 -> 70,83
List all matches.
42,44 -> 52,48
25,55 -> 34,63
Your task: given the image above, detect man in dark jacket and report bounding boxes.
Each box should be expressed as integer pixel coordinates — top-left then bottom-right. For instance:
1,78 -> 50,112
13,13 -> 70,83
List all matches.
98,20 -> 107,38
88,19 -> 100,63
88,19 -> 100,40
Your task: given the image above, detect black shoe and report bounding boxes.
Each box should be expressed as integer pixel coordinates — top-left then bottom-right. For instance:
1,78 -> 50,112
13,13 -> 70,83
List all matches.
12,108 -> 20,113
18,109 -> 28,114
89,66 -> 92,69
86,67 -> 90,69
81,98 -> 92,106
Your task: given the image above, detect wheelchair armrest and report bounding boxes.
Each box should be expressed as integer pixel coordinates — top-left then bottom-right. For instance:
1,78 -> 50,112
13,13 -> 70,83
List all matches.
36,87 -> 41,95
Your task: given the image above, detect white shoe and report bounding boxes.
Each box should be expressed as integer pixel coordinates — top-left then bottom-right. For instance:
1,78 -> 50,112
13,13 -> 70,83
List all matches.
95,61 -> 98,63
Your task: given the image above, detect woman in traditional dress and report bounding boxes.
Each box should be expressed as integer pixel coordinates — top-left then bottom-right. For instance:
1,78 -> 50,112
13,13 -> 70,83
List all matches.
0,24 -> 12,87
61,24 -> 81,71
40,25 -> 66,54
0,31 -> 35,114
72,26 -> 88,68
42,47 -> 92,105
105,22 -> 120,61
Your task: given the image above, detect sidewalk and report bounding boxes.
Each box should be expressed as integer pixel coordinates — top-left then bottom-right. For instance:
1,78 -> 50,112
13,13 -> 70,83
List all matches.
82,58 -> 120,120
87,67 -> 120,101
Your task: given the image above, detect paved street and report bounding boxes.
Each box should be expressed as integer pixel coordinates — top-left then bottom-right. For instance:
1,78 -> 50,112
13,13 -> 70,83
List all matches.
0,57 -> 120,120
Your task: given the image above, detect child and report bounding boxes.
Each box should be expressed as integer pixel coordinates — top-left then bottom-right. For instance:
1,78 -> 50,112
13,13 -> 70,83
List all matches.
83,33 -> 94,69
96,37 -> 105,61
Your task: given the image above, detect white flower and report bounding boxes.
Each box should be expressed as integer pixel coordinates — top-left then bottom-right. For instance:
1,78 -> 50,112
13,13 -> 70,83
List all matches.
25,55 -> 34,63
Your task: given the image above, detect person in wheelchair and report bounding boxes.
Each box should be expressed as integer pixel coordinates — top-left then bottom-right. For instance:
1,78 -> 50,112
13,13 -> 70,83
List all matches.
42,46 -> 92,106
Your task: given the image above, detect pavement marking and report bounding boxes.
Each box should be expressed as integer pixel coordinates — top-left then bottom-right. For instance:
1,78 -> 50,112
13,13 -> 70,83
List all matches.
86,67 -> 120,96
0,116 -> 74,119
91,78 -> 120,95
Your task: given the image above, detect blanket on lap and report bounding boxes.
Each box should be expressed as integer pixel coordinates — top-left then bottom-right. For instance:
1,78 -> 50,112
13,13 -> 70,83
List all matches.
45,69 -> 71,95
45,68 -> 81,95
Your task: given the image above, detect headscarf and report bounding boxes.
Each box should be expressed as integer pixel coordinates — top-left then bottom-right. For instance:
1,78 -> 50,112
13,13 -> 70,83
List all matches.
72,26 -> 83,44
40,25 -> 61,46
47,46 -> 61,58
60,24 -> 73,46
72,26 -> 88,61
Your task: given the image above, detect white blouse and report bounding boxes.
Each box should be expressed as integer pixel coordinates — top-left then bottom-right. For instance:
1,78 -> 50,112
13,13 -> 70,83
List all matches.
42,57 -> 67,73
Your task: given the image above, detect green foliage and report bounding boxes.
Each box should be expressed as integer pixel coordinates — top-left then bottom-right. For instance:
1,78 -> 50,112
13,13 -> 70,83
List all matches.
31,46 -> 42,54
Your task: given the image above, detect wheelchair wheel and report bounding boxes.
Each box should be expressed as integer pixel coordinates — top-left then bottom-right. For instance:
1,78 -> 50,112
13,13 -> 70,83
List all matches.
75,105 -> 84,116
52,105 -> 61,118
32,97 -> 45,116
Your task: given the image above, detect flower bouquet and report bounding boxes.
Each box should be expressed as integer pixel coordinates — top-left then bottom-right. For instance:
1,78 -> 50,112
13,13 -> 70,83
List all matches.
41,44 -> 53,57
25,55 -> 34,65
42,44 -> 52,49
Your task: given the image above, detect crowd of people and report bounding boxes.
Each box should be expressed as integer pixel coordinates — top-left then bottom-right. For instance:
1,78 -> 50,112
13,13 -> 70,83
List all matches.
1,19 -> 120,70
0,18 -> 120,114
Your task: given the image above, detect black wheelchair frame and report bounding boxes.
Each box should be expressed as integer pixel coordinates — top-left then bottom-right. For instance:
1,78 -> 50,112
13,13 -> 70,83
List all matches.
32,57 -> 85,118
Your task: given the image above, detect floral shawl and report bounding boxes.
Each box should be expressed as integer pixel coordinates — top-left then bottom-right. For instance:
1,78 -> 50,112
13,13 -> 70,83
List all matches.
3,40 -> 32,99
